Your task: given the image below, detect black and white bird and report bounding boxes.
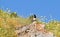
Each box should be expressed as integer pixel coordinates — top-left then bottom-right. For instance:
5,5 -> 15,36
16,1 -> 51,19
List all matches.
33,14 -> 36,21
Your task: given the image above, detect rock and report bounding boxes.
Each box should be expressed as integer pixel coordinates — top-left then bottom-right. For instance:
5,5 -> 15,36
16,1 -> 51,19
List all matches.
15,22 -> 54,37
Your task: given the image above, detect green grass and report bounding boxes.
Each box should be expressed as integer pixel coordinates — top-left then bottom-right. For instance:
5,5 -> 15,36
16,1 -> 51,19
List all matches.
0,9 -> 60,37
45,20 -> 60,37
0,9 -> 33,37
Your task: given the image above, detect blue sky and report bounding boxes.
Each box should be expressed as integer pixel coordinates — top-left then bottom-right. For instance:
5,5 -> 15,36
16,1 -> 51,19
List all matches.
0,0 -> 60,22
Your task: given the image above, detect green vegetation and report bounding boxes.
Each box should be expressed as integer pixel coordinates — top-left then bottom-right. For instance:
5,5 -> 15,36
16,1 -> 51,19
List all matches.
0,9 -> 32,37
45,20 -> 60,37
0,9 -> 60,37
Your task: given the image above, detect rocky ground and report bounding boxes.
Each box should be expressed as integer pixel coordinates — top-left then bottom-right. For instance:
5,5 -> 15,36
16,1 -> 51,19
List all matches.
15,22 -> 54,37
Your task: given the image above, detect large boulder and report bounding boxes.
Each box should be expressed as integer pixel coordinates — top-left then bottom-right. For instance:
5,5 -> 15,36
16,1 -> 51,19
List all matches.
15,22 -> 54,37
